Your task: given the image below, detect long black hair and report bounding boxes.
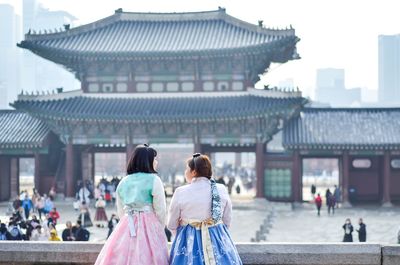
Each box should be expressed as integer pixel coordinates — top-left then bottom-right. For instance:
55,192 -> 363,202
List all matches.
126,144 -> 157,175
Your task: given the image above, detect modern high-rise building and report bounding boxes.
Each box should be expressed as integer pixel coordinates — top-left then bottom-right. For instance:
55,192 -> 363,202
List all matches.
315,68 -> 345,105
0,4 -> 21,109
315,68 -> 361,107
379,34 -> 400,105
21,0 -> 79,94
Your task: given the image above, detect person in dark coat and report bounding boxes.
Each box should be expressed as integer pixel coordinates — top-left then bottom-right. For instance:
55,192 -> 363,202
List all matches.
327,194 -> 336,215
107,214 -> 119,239
75,220 -> 90,241
62,221 -> 77,241
342,218 -> 354,242
357,218 -> 367,242
311,184 -> 316,197
325,189 -> 332,206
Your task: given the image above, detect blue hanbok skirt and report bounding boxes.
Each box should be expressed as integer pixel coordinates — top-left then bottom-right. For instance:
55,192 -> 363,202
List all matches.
169,223 -> 242,265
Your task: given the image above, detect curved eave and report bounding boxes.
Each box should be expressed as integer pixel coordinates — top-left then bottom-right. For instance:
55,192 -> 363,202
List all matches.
17,36 -> 299,62
11,99 -> 302,124
282,143 -> 400,151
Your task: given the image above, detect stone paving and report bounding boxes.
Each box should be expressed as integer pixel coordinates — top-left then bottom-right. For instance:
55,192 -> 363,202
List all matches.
266,202 -> 400,244
0,196 -> 268,243
1,199 -> 399,244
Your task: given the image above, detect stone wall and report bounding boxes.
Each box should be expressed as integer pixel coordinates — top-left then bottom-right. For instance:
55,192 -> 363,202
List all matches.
0,242 -> 399,265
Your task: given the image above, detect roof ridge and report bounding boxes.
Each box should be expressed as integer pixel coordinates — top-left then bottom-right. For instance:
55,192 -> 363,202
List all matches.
21,8 -> 295,41
304,107 -> 400,112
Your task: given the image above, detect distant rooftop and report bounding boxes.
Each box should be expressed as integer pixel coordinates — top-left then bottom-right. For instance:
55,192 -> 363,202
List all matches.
283,108 -> 400,150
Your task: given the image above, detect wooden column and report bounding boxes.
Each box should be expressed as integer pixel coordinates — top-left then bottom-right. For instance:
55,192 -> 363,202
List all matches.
341,151 -> 350,205
10,157 -> 19,198
126,144 -> 135,163
81,151 -> 89,181
382,151 -> 392,206
89,152 -> 95,182
65,143 -> 75,197
255,141 -> 265,198
292,150 -> 302,202
0,156 -> 11,201
194,143 -> 202,154
34,152 -> 41,192
234,153 -> 242,168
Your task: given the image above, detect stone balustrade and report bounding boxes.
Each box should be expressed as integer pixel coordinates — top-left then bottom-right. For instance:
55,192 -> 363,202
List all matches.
0,242 -> 399,265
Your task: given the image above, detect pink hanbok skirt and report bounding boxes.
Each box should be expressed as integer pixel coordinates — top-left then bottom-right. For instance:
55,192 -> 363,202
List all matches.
95,212 -> 168,265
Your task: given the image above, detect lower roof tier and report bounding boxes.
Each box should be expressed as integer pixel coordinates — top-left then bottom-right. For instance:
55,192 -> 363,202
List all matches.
12,94 -> 305,122
0,110 -> 50,149
283,108 -> 400,150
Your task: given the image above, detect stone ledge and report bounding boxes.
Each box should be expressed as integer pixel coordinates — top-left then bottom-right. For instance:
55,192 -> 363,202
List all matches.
382,245 -> 400,265
0,242 -> 391,265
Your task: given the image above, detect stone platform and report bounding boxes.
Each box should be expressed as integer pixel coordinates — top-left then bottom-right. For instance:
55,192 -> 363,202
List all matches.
1,242 -> 400,265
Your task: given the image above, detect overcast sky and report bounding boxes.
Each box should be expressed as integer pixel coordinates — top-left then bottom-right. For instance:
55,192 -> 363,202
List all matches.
2,0 -> 399,98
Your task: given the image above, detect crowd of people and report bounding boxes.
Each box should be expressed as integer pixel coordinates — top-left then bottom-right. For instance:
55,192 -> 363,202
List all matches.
0,187 -> 121,242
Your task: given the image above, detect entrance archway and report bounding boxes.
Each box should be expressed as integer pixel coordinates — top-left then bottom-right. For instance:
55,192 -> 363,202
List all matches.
302,158 -> 339,201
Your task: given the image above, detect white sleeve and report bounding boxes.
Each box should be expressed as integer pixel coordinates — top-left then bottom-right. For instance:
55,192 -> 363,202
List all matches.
116,192 -> 125,219
152,176 -> 167,226
221,187 -> 232,228
167,188 -> 180,231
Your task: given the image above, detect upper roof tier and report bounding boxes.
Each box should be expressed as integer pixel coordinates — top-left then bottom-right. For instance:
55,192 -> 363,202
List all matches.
17,8 -> 298,59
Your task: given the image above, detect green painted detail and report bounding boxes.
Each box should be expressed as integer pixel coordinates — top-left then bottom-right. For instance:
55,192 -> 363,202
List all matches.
215,137 -> 241,144
264,168 -> 292,199
300,150 -> 341,156
0,147 -> 48,155
148,137 -> 179,144
152,75 -> 178,81
348,150 -> 384,156
98,76 -> 115,82
214,74 -> 233,81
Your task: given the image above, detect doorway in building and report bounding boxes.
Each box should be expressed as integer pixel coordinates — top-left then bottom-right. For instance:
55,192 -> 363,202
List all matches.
94,152 -> 125,186
19,158 -> 35,197
302,158 -> 339,202
212,152 -> 256,198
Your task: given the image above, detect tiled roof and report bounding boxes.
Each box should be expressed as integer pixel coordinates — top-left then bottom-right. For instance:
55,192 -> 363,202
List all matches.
11,95 -> 304,122
0,110 -> 50,148
283,108 -> 400,150
17,9 -> 298,58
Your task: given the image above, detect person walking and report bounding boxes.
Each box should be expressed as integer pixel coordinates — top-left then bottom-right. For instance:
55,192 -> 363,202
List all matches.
94,196 -> 108,227
49,208 -> 60,226
315,193 -> 322,216
78,201 -> 93,228
168,153 -> 242,265
357,218 -> 367,242
325,189 -> 332,207
333,185 -> 341,208
342,218 -> 354,242
327,194 -> 336,215
95,144 -> 168,265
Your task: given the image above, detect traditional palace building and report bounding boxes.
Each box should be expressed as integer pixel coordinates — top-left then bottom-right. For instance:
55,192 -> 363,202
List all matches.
1,8 -> 399,205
